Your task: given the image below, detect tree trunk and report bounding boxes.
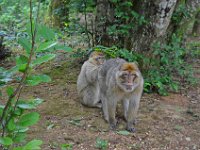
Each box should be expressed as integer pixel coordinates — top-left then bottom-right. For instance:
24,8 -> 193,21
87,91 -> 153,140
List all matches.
192,11 -> 200,35
95,0 -> 115,46
49,0 -> 70,29
95,0 -> 179,51
131,0 -> 178,51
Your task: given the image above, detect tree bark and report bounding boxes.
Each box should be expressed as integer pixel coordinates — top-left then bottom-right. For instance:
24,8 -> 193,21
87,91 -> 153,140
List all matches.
95,0 -> 178,51
192,11 -> 200,35
131,0 -> 178,51
95,0 -> 115,46
49,0 -> 70,28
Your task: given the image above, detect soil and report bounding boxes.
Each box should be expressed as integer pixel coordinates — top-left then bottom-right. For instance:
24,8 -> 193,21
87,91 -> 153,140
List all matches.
1,53 -> 200,150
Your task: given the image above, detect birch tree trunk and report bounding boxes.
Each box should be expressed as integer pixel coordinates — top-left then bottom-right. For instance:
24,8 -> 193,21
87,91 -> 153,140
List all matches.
95,0 -> 200,51
130,0 -> 178,51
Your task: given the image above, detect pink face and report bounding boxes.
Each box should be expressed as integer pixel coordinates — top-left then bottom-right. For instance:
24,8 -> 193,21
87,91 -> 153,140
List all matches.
119,71 -> 137,87
117,63 -> 139,92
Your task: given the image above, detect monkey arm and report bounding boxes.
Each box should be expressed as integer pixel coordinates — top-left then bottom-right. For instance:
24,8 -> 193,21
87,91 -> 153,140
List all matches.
85,63 -> 99,83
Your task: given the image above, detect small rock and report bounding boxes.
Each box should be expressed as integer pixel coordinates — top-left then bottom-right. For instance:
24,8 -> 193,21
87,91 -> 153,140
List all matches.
185,137 -> 191,142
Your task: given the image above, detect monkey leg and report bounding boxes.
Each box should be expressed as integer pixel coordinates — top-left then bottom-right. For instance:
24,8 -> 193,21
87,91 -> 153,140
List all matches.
122,99 -> 129,121
100,94 -> 109,122
107,98 -> 117,130
126,99 -> 139,132
81,87 -> 101,108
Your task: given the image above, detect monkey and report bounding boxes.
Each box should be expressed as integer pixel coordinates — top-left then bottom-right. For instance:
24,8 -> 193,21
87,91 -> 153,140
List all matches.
98,58 -> 144,132
77,51 -> 105,108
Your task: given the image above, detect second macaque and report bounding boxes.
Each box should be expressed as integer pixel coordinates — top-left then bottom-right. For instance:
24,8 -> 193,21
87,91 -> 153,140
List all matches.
77,51 -> 105,108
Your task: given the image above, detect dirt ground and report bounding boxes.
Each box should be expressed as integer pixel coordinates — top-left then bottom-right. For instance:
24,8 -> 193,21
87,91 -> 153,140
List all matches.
10,53 -> 197,150
1,53 -> 200,150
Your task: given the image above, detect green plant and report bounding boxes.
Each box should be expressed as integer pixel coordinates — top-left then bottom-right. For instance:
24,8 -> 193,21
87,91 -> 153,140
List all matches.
93,33 -> 196,95
147,34 -> 195,95
95,138 -> 108,150
107,0 -> 147,47
60,143 -> 73,150
0,0 -> 71,149
172,4 -> 191,24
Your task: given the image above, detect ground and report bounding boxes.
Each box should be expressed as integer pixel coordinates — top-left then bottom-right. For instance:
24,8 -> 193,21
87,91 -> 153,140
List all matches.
12,52 -> 198,150
1,53 -> 200,150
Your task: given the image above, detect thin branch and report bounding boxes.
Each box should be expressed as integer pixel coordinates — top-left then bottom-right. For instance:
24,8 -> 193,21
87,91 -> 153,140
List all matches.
83,0 -> 91,47
0,0 -> 41,136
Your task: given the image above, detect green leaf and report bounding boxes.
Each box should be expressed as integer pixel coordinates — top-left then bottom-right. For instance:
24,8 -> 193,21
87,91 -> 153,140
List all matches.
13,133 -> 27,143
32,98 -> 43,106
8,118 -> 16,131
16,55 -> 28,66
25,74 -> 51,86
61,143 -> 73,150
13,147 -> 23,150
116,130 -> 130,136
24,139 -> 43,150
17,103 -> 36,109
17,98 -> 43,110
53,45 -> 73,52
96,138 -> 108,150
6,86 -> 14,97
37,41 -> 57,52
0,105 -> 4,115
37,24 -> 55,41
0,137 -> 13,146
18,37 -> 31,54
18,112 -> 40,127
16,55 -> 29,72
32,54 -> 56,66
15,127 -> 29,133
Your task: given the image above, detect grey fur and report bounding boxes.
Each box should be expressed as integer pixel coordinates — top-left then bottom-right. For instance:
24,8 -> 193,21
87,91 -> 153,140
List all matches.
98,58 -> 144,132
77,61 -> 101,108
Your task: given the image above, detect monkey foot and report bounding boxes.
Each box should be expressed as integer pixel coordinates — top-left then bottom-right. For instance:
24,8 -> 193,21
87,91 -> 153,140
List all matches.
109,119 -> 118,131
126,127 -> 136,133
109,124 -> 117,131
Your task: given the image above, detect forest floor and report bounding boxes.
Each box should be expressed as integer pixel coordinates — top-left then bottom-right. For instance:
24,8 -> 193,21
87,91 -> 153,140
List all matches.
1,48 -> 200,150
14,52 -> 199,150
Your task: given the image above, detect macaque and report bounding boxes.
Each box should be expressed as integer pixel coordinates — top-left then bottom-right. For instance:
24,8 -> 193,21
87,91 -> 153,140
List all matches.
77,51 -> 105,108
98,58 -> 144,132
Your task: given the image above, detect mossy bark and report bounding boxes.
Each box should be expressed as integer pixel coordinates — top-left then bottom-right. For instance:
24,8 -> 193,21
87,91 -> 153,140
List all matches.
95,0 -> 178,51
49,0 -> 70,29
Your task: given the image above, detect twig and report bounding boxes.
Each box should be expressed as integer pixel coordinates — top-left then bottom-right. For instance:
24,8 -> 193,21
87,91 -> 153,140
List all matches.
0,0 -> 41,136
83,0 -> 91,47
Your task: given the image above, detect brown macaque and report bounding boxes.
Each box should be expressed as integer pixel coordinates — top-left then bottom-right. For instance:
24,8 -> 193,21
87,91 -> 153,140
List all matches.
77,51 -> 105,108
98,58 -> 144,132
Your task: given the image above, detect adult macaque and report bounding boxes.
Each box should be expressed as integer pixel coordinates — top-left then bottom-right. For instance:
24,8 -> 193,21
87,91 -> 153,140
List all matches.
98,58 -> 144,132
77,51 -> 105,108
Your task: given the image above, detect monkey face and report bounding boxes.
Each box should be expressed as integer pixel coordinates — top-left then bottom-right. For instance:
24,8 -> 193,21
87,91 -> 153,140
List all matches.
118,71 -> 138,92
117,63 -> 139,92
95,56 -> 105,65
89,51 -> 105,66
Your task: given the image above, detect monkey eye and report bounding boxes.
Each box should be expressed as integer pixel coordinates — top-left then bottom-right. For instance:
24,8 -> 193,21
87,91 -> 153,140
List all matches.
132,74 -> 137,80
122,73 -> 128,78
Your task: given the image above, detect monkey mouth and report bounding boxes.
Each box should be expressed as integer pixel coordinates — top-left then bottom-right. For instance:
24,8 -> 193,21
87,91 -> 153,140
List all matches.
122,83 -> 133,86
121,83 -> 133,90
126,85 -> 133,90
